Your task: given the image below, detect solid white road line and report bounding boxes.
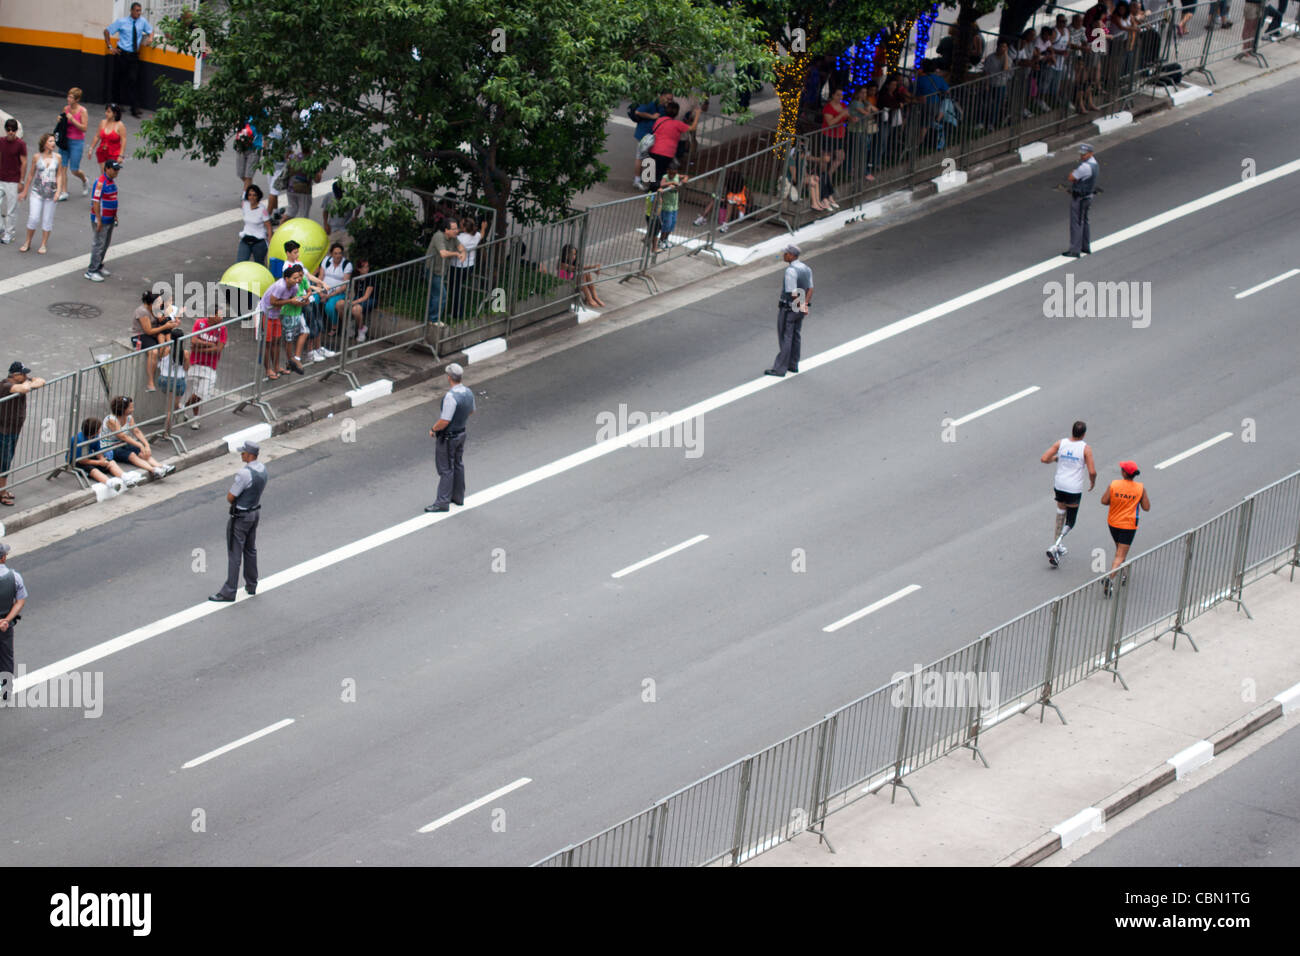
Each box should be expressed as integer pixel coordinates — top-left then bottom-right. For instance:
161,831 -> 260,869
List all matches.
949,386 -> 1040,428
181,718 -> 295,770
16,159 -> 1300,692
418,777 -> 533,834
1234,268 -> 1300,299
823,585 -> 922,633
611,534 -> 710,579
0,180 -> 336,298
1154,431 -> 1233,470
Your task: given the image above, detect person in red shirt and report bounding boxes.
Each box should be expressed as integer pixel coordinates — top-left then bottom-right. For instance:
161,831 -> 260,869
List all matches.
1,119 -> 28,244
647,101 -> 699,190
820,86 -> 850,180
185,306 -> 229,429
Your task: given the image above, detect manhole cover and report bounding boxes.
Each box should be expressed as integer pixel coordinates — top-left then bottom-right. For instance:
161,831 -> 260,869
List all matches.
48,302 -> 103,319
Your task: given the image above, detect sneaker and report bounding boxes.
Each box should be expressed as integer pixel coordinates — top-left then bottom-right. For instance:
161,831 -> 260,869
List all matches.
356,327 -> 367,343
85,271 -> 104,282
1102,578 -> 1113,598
319,347 -> 337,358
162,463 -> 176,476
82,181 -> 90,196
633,178 -> 646,191
693,215 -> 706,226
98,268 -> 111,277
309,349 -> 324,362
1057,545 -> 1068,559
57,192 -> 69,202
190,419 -> 200,431
152,466 -> 167,478
719,222 -> 729,233
0,235 -> 10,244
1046,548 -> 1059,568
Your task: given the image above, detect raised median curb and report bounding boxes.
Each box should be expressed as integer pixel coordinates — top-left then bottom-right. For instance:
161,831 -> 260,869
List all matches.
1002,689 -> 1294,866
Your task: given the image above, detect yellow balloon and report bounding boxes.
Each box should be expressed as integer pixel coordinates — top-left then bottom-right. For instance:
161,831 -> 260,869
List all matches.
219,261 -> 276,298
267,217 -> 328,277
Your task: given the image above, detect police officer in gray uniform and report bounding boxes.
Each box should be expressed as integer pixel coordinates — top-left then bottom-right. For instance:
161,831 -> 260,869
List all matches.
426,363 -> 475,513
765,244 -> 814,377
1063,144 -> 1099,258
210,440 -> 268,602
0,542 -> 28,702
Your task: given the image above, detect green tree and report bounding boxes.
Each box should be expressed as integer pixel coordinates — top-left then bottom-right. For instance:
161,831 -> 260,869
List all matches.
140,0 -> 771,238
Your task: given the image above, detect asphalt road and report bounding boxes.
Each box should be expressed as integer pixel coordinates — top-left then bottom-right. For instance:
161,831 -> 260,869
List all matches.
0,76 -> 1298,866
1075,721 -> 1300,866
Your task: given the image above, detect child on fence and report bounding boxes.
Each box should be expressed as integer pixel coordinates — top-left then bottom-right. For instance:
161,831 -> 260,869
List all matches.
646,159 -> 687,253
557,243 -> 605,309
692,171 -> 749,233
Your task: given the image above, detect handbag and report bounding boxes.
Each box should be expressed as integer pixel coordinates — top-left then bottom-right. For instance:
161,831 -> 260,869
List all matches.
54,113 -> 70,152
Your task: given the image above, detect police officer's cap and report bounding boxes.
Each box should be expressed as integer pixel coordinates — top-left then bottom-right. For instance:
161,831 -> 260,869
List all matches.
783,244 -> 801,257
1078,143 -> 1095,154
0,543 -> 11,557
239,440 -> 260,456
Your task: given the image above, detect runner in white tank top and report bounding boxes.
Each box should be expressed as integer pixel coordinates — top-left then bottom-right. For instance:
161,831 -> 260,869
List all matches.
1040,421 -> 1097,567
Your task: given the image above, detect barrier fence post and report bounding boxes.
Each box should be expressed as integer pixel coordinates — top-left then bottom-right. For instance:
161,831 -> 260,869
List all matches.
728,756 -> 753,866
1036,599 -> 1067,724
962,634 -> 993,767
1170,530 -> 1200,651
1230,496 -> 1256,619
889,682 -> 920,807
805,716 -> 835,852
646,801 -> 668,867
1100,562 -> 1131,690
1291,503 -> 1300,581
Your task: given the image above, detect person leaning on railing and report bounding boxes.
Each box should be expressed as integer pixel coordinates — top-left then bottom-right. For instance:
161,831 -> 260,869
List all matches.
1240,0 -> 1263,52
132,290 -> 180,392
0,362 -> 45,508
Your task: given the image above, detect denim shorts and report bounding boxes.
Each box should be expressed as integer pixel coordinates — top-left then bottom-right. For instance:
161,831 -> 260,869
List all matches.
59,139 -> 85,174
0,432 -> 17,473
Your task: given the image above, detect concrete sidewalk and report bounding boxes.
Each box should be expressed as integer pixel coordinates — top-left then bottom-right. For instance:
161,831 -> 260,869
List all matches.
749,569 -> 1300,867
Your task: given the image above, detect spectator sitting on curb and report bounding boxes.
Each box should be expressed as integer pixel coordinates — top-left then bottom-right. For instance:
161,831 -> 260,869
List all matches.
98,395 -> 172,477
0,361 -> 46,507
556,243 -> 605,309
69,416 -> 129,489
344,257 -> 377,342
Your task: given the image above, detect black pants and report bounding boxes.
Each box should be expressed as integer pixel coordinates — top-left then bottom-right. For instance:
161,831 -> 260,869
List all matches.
772,305 -> 803,373
434,431 -> 467,506
1069,195 -> 1092,255
0,625 -> 13,701
113,52 -> 142,112
220,511 -> 259,597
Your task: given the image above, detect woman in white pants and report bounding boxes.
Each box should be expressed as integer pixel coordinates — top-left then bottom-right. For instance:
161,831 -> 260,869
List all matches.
16,133 -> 60,254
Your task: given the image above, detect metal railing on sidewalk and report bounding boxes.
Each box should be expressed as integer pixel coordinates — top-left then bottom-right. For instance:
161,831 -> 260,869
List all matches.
535,468 -> 1300,866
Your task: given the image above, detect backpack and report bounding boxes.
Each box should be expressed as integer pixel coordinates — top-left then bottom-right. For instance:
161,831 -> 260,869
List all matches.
54,113 -> 70,152
627,101 -> 641,123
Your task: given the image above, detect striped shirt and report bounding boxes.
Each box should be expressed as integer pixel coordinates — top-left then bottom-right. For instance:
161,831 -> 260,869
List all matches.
91,175 -> 118,223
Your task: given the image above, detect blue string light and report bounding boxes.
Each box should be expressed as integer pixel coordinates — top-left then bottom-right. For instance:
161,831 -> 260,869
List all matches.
913,3 -> 941,70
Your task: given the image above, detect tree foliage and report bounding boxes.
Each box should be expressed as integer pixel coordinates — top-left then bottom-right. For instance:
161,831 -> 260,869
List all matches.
140,0 -> 772,237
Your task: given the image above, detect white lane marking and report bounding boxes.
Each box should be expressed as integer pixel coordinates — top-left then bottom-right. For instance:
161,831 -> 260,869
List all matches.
16,159 -> 1300,691
1234,268 -> 1300,299
949,386 -> 1040,428
611,534 -> 709,579
181,718 -> 295,770
0,180 -> 336,298
1153,431 -> 1233,470
823,585 -> 922,633
418,777 -> 533,834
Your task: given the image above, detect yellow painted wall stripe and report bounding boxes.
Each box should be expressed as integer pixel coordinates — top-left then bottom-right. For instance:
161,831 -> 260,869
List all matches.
0,26 -> 195,70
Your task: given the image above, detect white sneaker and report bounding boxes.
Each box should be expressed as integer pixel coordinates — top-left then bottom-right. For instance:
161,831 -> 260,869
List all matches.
693,215 -> 705,226
633,178 -> 645,191
152,466 -> 167,478
190,419 -> 200,430
0,234 -> 11,244
98,268 -> 111,277
319,347 -> 337,358
309,349 -> 323,362
162,463 -> 176,475
356,328 -> 367,343
121,470 -> 144,488
107,476 -> 125,494
82,181 -> 90,196
719,222 -> 728,233
85,271 -> 104,282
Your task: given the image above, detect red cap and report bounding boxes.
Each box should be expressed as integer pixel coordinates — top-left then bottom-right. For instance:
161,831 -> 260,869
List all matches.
1119,461 -> 1140,477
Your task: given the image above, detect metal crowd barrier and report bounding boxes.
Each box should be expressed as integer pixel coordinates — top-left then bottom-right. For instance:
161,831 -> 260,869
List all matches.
1172,0 -> 1271,80
536,468 -> 1300,866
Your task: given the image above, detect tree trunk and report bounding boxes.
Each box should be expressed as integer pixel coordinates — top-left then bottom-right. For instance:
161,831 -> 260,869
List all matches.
998,0 -> 1047,42
772,50 -> 810,152
951,1 -> 981,85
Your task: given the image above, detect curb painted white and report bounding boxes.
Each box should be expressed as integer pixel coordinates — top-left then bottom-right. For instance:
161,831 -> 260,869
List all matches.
346,379 -> 393,407
463,338 -> 507,364
1275,682 -> 1300,716
1170,83 -> 1212,107
1018,142 -> 1049,163
933,170 -> 968,194
223,423 -> 272,454
1052,807 -> 1104,848
1094,111 -> 1133,135
1166,740 -> 1214,780
575,307 -> 601,324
